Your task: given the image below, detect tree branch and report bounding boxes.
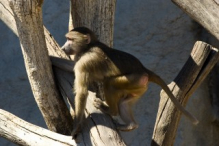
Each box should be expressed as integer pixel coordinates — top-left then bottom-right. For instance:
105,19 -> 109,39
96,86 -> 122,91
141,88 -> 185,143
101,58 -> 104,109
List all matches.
70,0 -> 116,47
0,0 -> 126,145
9,0 -> 73,134
0,109 -> 77,146
172,0 -> 219,41
152,41 -> 219,146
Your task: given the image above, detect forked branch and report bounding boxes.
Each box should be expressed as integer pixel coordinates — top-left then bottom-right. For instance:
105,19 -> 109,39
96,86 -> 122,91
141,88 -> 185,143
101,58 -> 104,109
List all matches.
0,0 -> 125,145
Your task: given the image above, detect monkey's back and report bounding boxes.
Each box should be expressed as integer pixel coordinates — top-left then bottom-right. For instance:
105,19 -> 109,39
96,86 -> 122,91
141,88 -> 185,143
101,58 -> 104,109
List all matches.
76,42 -> 147,82
97,42 -> 146,75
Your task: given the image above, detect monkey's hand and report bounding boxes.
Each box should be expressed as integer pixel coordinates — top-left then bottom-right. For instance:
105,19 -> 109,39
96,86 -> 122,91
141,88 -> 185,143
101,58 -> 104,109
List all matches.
94,98 -> 111,115
93,98 -> 103,109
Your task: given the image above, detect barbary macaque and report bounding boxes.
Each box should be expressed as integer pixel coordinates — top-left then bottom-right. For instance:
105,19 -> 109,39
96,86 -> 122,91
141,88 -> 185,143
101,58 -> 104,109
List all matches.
51,27 -> 198,139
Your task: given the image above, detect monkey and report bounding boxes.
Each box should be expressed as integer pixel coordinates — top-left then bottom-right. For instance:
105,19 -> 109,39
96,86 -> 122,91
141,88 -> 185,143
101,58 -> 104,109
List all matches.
52,26 -> 199,139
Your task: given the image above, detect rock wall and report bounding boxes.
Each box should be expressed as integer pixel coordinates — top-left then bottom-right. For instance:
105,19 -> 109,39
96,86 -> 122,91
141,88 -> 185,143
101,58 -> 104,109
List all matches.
0,0 -> 218,145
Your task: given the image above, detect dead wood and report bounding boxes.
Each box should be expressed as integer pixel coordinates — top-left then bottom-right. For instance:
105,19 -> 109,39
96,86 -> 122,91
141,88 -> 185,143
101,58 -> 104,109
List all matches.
152,41 -> 219,146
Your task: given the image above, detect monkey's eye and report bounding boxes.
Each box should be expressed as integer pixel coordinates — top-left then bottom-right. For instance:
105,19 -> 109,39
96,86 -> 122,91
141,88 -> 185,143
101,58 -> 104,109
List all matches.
67,37 -> 74,41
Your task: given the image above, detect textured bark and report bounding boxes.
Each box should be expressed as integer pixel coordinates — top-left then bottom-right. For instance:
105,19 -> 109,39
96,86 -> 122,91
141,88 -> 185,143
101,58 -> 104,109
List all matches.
62,1 -> 126,145
152,41 -> 219,146
70,0 -> 116,47
68,3 -> 74,31
0,0 -> 126,145
0,0 -> 18,35
0,109 -> 77,146
172,0 -> 219,41
9,0 -> 73,135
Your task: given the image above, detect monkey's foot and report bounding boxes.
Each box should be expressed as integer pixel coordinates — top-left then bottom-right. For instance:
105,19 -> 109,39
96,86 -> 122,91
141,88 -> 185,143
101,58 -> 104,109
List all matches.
115,122 -> 138,131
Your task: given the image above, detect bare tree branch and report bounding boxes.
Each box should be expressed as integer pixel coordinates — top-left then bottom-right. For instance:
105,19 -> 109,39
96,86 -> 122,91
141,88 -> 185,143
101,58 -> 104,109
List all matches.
172,0 -> 219,41
70,0 -> 116,47
9,0 -> 73,135
152,41 -> 219,146
0,109 -> 77,146
0,0 -> 126,145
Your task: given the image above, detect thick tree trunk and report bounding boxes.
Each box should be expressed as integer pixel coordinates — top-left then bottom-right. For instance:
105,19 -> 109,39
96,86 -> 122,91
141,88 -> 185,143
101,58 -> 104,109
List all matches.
70,0 -> 116,47
64,1 -> 126,145
172,0 -> 219,41
9,0 -> 73,135
0,0 -> 126,145
152,41 -> 219,146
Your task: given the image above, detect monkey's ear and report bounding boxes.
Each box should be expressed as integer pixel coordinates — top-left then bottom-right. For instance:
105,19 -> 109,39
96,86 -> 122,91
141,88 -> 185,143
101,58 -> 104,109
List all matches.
86,34 -> 91,44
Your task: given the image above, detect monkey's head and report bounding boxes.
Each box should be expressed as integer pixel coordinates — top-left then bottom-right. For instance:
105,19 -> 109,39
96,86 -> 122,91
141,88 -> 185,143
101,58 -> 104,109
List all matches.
61,27 -> 98,55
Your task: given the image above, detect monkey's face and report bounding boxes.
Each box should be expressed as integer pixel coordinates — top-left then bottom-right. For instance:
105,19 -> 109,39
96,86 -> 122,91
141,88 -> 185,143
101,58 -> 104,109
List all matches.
61,31 -> 90,55
61,39 -> 75,55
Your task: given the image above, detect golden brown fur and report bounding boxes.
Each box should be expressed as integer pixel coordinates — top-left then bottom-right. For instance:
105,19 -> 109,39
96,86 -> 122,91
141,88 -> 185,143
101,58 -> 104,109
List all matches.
55,27 -> 198,140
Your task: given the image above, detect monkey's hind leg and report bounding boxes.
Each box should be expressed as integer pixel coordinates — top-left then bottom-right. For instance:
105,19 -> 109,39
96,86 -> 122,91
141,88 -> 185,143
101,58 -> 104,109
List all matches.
116,96 -> 138,131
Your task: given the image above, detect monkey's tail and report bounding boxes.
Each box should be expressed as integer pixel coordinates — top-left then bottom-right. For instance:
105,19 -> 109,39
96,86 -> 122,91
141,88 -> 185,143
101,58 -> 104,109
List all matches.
147,69 -> 199,125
